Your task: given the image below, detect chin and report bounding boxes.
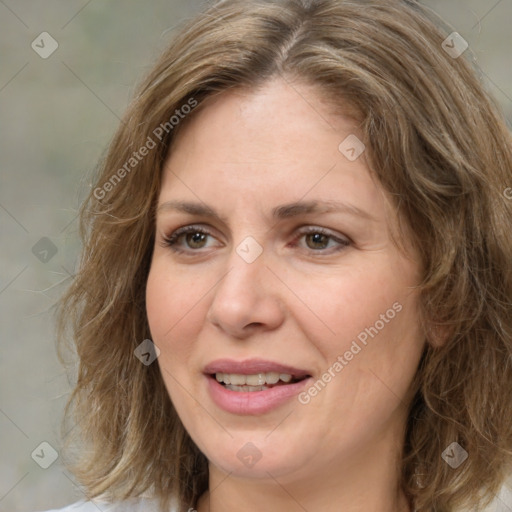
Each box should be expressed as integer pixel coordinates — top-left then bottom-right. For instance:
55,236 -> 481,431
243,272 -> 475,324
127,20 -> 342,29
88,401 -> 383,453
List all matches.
196,429 -> 316,479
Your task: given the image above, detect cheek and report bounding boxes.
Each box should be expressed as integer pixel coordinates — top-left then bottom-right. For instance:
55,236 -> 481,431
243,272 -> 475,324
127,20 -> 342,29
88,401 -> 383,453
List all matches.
287,261 -> 411,353
297,268 -> 422,444
146,262 -> 203,408
146,260 -> 206,344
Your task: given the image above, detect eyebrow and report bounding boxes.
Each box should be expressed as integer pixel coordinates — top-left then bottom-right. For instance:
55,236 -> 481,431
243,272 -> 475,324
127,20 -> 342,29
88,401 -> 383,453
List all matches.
157,199 -> 378,222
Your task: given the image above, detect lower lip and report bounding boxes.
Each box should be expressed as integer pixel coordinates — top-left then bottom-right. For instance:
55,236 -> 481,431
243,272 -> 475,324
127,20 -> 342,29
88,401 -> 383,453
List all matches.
206,375 -> 311,415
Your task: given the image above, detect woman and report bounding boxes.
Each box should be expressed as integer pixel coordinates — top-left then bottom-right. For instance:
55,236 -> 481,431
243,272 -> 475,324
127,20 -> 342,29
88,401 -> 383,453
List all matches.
43,0 -> 512,511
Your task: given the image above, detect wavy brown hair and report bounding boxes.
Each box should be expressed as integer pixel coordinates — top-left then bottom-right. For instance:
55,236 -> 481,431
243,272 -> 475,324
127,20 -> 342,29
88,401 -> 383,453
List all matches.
57,0 -> 512,511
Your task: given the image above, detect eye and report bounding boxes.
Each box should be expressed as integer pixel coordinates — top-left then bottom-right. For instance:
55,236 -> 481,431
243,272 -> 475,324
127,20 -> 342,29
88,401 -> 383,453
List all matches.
292,227 -> 350,253
161,225 -> 219,253
160,225 -> 351,256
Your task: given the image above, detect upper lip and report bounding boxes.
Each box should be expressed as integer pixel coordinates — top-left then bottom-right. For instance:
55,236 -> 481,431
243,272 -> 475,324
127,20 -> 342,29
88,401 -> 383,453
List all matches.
204,358 -> 311,378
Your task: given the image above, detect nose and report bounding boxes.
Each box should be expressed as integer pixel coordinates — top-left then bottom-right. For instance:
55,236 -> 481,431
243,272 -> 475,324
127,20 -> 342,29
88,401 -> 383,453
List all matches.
206,244 -> 286,339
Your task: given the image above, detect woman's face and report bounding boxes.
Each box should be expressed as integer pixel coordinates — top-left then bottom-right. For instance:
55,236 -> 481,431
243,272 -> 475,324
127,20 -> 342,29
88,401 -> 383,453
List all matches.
146,78 -> 425,485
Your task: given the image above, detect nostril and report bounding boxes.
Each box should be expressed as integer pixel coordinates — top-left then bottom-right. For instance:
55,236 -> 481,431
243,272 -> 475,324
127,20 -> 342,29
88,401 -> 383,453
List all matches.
247,322 -> 263,328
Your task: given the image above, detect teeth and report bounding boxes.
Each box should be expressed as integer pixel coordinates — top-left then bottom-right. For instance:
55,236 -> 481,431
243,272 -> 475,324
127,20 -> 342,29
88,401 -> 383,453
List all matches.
265,371 -> 280,384
215,372 -> 295,386
229,374 -> 246,386
246,373 -> 266,386
225,384 -> 269,392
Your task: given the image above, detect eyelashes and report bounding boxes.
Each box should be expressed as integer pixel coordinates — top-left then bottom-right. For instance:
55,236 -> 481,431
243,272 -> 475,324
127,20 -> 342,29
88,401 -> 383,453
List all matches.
285,226 -> 351,253
160,224 -> 351,256
162,226 -> 214,252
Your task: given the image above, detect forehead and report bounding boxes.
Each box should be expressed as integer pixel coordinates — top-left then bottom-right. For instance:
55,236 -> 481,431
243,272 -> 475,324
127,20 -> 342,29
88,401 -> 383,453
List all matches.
160,79 -> 380,204
170,79 -> 361,157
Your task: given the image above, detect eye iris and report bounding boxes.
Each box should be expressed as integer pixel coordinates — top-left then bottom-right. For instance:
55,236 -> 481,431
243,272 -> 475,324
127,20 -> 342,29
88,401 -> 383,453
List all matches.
186,232 -> 207,248
306,233 -> 329,250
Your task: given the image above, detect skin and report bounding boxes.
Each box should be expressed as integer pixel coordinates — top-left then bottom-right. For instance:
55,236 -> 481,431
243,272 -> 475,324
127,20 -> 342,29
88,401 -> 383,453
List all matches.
146,78 -> 425,512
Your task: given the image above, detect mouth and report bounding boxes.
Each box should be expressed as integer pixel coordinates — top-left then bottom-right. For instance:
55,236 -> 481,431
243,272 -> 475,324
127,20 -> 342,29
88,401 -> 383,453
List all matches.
203,358 -> 312,409
211,371 -> 309,392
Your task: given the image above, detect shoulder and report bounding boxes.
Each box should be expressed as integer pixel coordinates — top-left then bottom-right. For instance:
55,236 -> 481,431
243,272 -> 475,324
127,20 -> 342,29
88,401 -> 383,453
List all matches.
34,497 -> 177,512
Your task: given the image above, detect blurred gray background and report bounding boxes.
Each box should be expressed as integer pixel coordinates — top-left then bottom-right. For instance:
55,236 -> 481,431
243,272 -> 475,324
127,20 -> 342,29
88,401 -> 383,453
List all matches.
0,1 -> 511,511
